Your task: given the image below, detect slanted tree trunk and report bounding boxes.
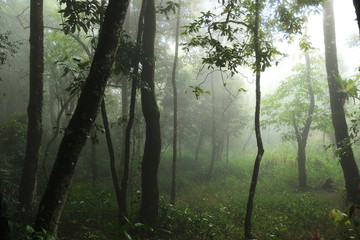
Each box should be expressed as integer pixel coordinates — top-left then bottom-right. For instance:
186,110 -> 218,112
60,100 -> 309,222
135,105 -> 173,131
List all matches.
138,0 -> 161,225
323,0 -> 360,203
170,0 -> 181,206
101,99 -> 122,224
19,0 -> 44,211
33,0 -> 130,235
244,0 -> 264,237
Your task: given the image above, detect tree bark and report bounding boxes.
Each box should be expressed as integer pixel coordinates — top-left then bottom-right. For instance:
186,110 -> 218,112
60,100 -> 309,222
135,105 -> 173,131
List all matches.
244,0 -> 264,238
323,0 -> 360,203
19,0 -> 44,211
138,0 -> 161,225
33,0 -> 130,235
170,0 -> 181,206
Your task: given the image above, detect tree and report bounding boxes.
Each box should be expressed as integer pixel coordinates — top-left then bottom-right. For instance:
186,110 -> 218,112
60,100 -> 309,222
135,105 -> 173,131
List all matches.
18,0 -> 44,211
170,0 -> 181,205
184,0 -> 322,237
262,53 -> 329,190
138,0 -> 161,225
323,0 -> 360,203
114,0 -> 146,224
33,0 -> 131,235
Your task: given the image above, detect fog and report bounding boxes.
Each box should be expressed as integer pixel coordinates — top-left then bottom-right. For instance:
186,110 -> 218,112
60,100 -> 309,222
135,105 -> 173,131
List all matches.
1,0 -> 360,239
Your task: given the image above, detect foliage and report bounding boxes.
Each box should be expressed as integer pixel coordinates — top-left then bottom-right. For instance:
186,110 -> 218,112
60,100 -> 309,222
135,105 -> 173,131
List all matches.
182,0 -> 321,76
25,225 -> 55,240
0,113 -> 27,164
157,1 -> 179,20
58,0 -> 102,34
329,209 -> 360,239
262,54 -> 331,141
0,30 -> 19,67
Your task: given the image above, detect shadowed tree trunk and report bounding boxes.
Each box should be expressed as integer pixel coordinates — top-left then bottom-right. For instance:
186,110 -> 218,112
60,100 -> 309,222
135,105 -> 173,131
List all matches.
118,75 -> 128,180
138,0 -> 161,225
170,0 -> 181,206
244,0 -> 264,238
323,0 -> 360,203
33,0 -> 130,236
0,175 -> 10,240
18,0 -> 44,211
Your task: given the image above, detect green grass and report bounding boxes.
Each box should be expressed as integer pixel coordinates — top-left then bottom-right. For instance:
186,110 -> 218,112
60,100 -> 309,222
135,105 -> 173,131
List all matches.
12,146 -> 350,239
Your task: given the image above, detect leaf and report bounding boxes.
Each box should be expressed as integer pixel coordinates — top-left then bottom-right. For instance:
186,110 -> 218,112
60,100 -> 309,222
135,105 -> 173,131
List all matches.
26,225 -> 34,234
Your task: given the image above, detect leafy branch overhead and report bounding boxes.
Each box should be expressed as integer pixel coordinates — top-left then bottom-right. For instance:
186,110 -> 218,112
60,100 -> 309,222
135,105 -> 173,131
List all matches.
182,0 -> 322,76
58,0 -> 103,34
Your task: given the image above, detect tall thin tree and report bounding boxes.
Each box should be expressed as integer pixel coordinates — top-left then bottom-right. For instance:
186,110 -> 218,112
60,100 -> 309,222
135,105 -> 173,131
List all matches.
18,0 -> 44,211
170,0 -> 181,205
138,0 -> 161,225
244,0 -> 265,238
323,0 -> 360,203
118,0 -> 146,224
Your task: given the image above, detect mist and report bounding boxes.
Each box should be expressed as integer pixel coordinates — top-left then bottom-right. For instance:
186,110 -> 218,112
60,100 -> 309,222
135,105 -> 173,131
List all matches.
0,0 -> 360,239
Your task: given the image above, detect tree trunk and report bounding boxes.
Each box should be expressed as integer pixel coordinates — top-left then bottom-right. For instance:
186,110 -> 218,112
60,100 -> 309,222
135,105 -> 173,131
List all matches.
90,127 -> 97,187
209,75 -> 217,179
0,175 -> 10,240
244,0 -> 264,238
33,0 -> 130,235
353,0 -> 360,33
297,140 -> 307,190
323,0 -> 360,203
170,0 -> 181,206
138,0 -> 161,226
101,99 -> 122,224
226,123 -> 229,169
118,0 -> 146,224
19,0 -> 44,211
293,50 -> 315,190
118,75 -> 128,180
194,124 -> 205,162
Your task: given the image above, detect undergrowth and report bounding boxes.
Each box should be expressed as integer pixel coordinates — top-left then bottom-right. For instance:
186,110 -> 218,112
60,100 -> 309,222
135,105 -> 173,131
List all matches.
9,145 -> 349,239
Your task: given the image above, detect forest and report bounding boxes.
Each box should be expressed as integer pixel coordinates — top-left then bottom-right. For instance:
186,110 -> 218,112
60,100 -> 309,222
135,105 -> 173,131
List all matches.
1,0 -> 360,239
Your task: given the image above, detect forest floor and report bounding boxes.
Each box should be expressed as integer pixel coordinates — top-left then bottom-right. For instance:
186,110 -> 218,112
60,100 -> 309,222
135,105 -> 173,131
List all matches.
12,148 -> 357,239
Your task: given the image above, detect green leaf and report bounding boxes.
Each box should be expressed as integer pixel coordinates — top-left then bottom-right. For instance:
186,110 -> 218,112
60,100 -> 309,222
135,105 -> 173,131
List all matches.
26,225 -> 34,234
